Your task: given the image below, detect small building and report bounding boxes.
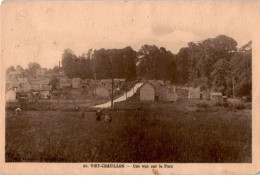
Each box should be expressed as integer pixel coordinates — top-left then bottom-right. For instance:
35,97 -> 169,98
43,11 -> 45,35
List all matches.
60,77 -> 72,88
6,77 -> 19,91
188,87 -> 202,100
100,79 -> 125,89
139,80 -> 169,102
6,89 -> 16,102
36,68 -> 47,78
29,78 -> 50,91
72,78 -> 81,89
40,90 -> 50,99
7,71 -> 23,80
19,83 -> 31,92
40,84 -> 52,99
157,80 -> 164,85
176,86 -> 189,99
18,77 -> 30,85
96,86 -> 111,98
210,92 -> 223,102
140,82 -> 155,101
165,86 -> 178,101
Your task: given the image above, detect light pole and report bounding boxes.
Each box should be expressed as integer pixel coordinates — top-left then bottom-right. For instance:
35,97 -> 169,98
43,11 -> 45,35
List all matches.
109,56 -> 114,107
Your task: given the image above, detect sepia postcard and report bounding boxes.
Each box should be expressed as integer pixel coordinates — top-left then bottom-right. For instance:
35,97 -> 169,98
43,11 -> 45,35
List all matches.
0,1 -> 260,175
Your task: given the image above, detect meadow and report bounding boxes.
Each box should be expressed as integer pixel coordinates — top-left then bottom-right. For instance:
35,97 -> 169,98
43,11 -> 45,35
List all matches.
5,100 -> 251,163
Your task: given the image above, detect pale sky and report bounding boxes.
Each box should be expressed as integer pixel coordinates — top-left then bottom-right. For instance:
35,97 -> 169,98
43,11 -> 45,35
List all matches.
1,1 -> 258,69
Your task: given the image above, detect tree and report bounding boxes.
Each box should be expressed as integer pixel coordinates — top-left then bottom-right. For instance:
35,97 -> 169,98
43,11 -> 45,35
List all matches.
211,58 -> 232,96
61,49 -> 78,78
230,41 -> 252,97
175,35 -> 238,91
6,66 -> 15,75
49,76 -> 59,91
136,45 -> 176,81
92,47 -> 137,81
16,65 -> 24,72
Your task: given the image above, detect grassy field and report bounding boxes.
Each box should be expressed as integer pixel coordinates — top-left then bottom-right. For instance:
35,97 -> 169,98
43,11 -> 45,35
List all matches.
5,100 -> 251,163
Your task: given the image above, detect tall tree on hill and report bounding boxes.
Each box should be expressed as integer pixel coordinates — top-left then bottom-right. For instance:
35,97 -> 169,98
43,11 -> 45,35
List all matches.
61,49 -> 78,78
211,58 -> 232,96
230,41 -> 252,97
175,35 -> 238,90
92,47 -> 137,81
137,45 -> 176,82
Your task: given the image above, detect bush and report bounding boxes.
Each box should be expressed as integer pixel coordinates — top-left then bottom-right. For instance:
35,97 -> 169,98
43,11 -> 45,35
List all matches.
214,102 -> 230,108
196,103 -> 209,108
233,103 -> 246,110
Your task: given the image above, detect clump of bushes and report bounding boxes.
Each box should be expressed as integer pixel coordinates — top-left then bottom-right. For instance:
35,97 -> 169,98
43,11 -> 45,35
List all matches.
196,103 -> 209,108
214,101 -> 248,110
214,102 -> 229,108
232,103 -> 247,110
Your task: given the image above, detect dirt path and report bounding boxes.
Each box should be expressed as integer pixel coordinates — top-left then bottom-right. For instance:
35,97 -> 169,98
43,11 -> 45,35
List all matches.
93,82 -> 143,108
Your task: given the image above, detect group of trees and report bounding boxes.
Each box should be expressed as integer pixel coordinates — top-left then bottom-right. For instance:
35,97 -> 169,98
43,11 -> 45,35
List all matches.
6,62 -> 42,77
61,35 -> 251,97
62,47 -> 137,81
175,37 -> 251,97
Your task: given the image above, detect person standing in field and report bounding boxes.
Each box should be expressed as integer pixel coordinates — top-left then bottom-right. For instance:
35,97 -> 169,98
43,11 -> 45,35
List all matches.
96,109 -> 102,121
104,111 -> 112,123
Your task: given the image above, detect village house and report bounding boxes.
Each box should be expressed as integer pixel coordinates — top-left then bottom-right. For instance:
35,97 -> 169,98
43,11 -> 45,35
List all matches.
40,90 -> 51,99
100,79 -> 125,89
176,86 -> 189,99
210,92 -> 223,102
6,77 -> 19,91
17,78 -> 30,93
28,78 -> 50,91
36,68 -> 47,78
188,87 -> 202,99
72,78 -> 81,89
165,85 -> 178,101
29,78 -> 43,91
5,89 -> 17,102
60,77 -> 72,88
7,70 -> 23,80
95,86 -> 111,98
139,81 -> 177,102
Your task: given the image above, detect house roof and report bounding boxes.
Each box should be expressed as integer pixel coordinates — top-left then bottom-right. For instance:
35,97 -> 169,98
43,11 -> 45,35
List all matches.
140,80 -> 164,91
6,77 -> 20,90
96,85 -> 111,91
18,77 -> 29,84
28,78 -> 50,85
42,84 -> 52,91
210,92 -> 222,96
8,71 -> 22,76
72,78 -> 81,82
100,79 -> 125,83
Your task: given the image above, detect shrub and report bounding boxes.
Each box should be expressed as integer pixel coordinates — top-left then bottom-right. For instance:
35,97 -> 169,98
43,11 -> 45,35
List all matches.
233,103 -> 246,110
214,102 -> 230,108
196,103 -> 209,108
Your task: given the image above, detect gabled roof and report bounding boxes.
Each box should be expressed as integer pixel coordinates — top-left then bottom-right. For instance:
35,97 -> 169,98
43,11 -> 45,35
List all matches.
8,70 -> 22,76
42,84 -> 52,91
96,85 -> 111,91
100,79 -> 125,83
28,78 -> 50,85
210,92 -> 222,96
18,77 -> 29,84
140,80 -> 164,91
72,78 -> 81,82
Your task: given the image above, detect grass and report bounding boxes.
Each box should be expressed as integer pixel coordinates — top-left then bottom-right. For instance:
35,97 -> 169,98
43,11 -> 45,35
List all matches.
5,101 -> 251,163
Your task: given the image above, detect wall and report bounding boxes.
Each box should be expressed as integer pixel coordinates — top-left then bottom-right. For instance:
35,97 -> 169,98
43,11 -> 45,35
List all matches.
96,87 -> 110,98
140,83 -> 155,101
